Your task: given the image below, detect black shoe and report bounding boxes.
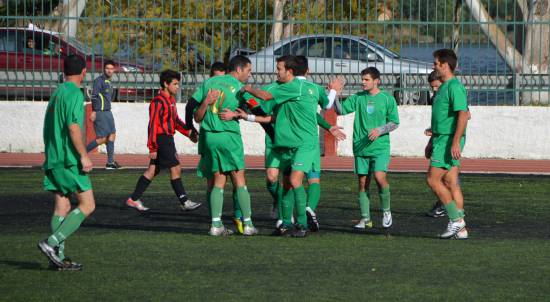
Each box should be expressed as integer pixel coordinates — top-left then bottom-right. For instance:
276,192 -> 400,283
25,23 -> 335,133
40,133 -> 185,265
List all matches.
271,225 -> 293,237
106,161 -> 122,169
49,257 -> 83,271
37,240 -> 64,267
306,209 -> 320,232
291,225 -> 308,238
426,202 -> 447,218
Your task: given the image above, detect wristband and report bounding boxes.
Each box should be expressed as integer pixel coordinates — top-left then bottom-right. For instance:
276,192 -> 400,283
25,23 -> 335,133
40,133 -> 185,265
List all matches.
247,114 -> 256,122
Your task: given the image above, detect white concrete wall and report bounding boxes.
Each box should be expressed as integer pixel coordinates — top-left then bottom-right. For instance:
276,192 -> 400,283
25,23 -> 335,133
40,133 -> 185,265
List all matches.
2,102 -> 550,159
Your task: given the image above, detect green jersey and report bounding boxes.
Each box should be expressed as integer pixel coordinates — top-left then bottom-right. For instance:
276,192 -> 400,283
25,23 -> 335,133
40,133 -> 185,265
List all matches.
191,74 -> 253,134
43,82 -> 85,170
341,89 -> 399,156
431,77 -> 468,135
262,78 -> 329,148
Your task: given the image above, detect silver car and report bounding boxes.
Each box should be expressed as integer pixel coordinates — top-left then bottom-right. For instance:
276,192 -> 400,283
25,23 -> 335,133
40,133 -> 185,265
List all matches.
245,34 -> 432,75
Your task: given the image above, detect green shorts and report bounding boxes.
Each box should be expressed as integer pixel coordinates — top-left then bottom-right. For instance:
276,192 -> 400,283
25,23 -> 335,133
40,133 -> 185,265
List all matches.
279,145 -> 320,175
197,131 -> 245,179
430,134 -> 465,170
43,165 -> 92,195
354,152 -> 390,175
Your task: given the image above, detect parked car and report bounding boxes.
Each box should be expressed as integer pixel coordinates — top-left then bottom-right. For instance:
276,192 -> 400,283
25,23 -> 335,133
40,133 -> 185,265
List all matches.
0,26 -> 148,101
235,34 -> 433,103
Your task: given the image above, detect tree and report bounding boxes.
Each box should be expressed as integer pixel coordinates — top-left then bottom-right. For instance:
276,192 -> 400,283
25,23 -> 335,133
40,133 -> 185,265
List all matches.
463,0 -> 549,105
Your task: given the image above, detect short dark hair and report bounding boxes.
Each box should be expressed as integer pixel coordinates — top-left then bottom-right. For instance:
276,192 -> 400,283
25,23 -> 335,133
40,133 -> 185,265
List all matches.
159,69 -> 181,88
293,55 -> 308,76
64,55 -> 86,76
104,59 -> 116,68
428,71 -> 440,83
361,67 -> 380,80
210,61 -> 226,77
227,55 -> 251,72
276,55 -> 300,75
433,48 -> 458,72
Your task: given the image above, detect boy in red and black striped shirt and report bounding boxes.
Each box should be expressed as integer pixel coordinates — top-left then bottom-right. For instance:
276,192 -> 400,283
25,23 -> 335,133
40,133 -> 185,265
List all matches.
126,70 -> 201,212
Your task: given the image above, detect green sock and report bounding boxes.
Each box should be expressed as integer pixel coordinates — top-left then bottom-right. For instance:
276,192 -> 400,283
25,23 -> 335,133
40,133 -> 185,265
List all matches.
50,215 -> 65,260
358,191 -> 370,220
294,186 -> 308,228
277,185 -> 284,220
306,183 -> 321,211
444,200 -> 461,221
458,209 -> 465,219
379,186 -> 391,212
232,189 -> 242,219
210,187 -> 224,227
282,188 -> 295,226
266,181 -> 279,202
47,208 -> 86,247
236,186 -> 253,226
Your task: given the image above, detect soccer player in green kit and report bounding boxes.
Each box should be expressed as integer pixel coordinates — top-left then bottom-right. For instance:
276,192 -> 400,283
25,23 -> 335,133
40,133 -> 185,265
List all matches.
242,56 -> 330,237
426,49 -> 469,239
334,67 -> 399,231
192,55 -> 258,236
37,55 -> 95,270
221,55 -> 345,232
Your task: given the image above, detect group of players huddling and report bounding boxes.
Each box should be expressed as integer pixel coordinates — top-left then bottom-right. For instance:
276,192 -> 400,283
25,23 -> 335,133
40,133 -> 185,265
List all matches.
38,48 -> 469,270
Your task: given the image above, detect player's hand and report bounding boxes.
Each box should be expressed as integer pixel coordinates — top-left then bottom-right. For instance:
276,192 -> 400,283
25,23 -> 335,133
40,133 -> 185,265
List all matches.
451,141 -> 461,160
424,128 -> 433,137
189,130 -> 198,143
235,108 -> 248,119
89,111 -> 96,122
149,152 -> 157,160
425,142 -> 433,159
81,155 -> 93,173
368,129 -> 380,141
219,108 -> 237,121
240,84 -> 252,93
205,90 -> 220,105
329,125 -> 346,141
328,77 -> 345,95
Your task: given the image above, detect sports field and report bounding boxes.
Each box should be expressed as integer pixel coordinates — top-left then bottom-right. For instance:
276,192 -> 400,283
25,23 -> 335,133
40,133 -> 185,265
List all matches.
1,168 -> 549,301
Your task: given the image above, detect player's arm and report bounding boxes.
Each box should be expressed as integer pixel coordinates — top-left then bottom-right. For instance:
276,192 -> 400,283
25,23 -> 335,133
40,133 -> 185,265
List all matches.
67,97 -> 92,172
369,95 -> 400,141
324,77 -> 345,109
194,90 -> 220,123
317,113 -> 346,141
235,108 -> 273,124
174,107 -> 197,143
184,97 -> 199,133
147,98 -> 163,159
334,94 -> 356,115
89,78 -> 103,121
242,84 -> 273,101
452,111 -> 468,159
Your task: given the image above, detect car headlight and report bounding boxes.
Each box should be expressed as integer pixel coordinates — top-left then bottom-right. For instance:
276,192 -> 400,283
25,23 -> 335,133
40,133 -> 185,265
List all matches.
120,65 -> 140,72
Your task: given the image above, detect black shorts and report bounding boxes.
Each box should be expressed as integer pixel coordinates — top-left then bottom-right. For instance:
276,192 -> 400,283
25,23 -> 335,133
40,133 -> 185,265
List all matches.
150,135 -> 180,168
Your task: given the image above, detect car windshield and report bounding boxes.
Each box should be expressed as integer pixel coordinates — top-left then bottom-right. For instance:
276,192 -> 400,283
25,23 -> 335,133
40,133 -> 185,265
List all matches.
58,34 -> 95,55
361,39 -> 399,59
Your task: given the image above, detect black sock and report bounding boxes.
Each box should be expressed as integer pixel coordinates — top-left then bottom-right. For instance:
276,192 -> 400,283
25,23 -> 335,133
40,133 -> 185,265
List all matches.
171,178 -> 188,204
86,140 -> 99,152
131,176 -> 151,201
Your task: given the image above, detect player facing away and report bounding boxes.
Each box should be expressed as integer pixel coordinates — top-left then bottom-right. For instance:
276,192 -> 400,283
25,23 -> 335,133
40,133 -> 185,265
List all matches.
38,55 -> 96,271
192,55 -> 258,236
425,49 -> 469,239
86,60 -> 121,169
125,70 -> 202,212
334,67 -> 400,231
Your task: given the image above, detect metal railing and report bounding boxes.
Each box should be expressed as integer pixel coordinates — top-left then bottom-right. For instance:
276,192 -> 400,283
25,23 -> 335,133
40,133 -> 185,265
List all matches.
1,0 -> 549,105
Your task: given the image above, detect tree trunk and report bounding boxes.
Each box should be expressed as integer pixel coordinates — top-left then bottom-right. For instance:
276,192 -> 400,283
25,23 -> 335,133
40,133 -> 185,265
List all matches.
521,0 -> 550,104
452,0 -> 463,59
44,0 -> 86,38
270,0 -> 286,44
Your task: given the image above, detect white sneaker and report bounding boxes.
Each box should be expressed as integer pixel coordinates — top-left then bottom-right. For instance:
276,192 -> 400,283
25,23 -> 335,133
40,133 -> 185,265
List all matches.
354,218 -> 373,231
454,227 -> 469,240
243,225 -> 259,236
382,211 -> 393,228
208,225 -> 234,236
275,219 -> 283,229
126,198 -> 150,212
440,219 -> 466,239
180,199 -> 202,211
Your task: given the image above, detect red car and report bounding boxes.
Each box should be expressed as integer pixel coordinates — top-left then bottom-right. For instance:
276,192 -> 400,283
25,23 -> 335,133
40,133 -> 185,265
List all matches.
0,26 -> 149,101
